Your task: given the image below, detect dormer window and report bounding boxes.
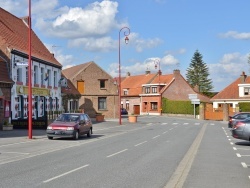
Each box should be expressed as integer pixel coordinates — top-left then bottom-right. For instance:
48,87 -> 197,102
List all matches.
244,87 -> 250,95
124,90 -> 128,95
145,87 -> 150,94
152,87 -> 157,93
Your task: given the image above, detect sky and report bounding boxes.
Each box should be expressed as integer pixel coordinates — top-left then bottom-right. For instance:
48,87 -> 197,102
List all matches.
1,0 -> 250,92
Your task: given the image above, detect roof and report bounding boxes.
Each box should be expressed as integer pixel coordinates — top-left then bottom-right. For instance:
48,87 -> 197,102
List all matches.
62,62 -> 92,80
61,77 -> 81,95
211,76 -> 250,100
0,8 -> 61,67
0,58 -> 14,84
121,73 -> 157,96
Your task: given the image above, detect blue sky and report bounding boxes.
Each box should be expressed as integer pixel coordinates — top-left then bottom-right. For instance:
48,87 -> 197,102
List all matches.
1,0 -> 250,91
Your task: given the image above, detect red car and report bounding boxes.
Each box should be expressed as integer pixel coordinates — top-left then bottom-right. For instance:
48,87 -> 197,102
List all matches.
46,113 -> 92,140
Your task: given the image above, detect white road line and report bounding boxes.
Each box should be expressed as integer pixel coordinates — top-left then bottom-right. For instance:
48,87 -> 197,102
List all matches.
236,153 -> 241,157
230,142 -> 234,145
241,162 -> 248,168
210,123 -> 215,125
240,155 -> 250,157
234,147 -> 250,151
183,123 -> 189,125
106,149 -> 128,158
162,131 -> 168,134
169,128 -> 173,130
152,135 -> 160,139
135,141 -> 147,147
4,152 -> 29,155
228,139 -> 231,141
162,123 -> 168,125
173,123 -> 178,125
43,164 -> 89,183
233,147 -> 237,150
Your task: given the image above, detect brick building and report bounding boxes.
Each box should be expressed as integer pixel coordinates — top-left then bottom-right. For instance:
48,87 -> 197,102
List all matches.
62,61 -> 119,118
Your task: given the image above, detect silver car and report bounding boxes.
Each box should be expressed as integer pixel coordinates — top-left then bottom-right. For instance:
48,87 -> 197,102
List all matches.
231,117 -> 250,141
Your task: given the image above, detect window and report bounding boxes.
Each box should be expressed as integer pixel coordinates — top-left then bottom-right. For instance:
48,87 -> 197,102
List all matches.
126,102 -> 129,110
17,68 -> 22,82
47,70 -> 51,87
26,68 -> 28,85
41,68 -> 44,85
145,87 -> 150,94
124,90 -> 128,95
34,66 -> 38,85
151,102 -> 158,110
152,87 -> 157,93
77,81 -> 85,94
100,80 -> 105,89
244,87 -> 250,95
54,71 -> 57,87
98,97 -> 107,110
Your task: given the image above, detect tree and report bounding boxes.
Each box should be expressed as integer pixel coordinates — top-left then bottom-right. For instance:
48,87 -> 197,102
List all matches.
186,50 -> 213,95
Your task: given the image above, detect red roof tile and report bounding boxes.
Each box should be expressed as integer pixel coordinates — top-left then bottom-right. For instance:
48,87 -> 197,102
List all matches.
211,76 -> 250,100
0,8 -> 61,67
121,73 -> 157,96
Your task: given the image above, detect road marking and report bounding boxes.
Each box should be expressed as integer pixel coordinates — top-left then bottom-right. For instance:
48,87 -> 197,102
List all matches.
228,139 -> 231,141
162,123 -> 168,125
152,135 -> 160,139
43,164 -> 89,183
210,123 -> 215,125
236,153 -> 241,157
135,141 -> 147,147
164,123 -> 207,188
3,152 -> 29,155
241,162 -> 248,168
106,149 -> 128,158
169,128 -> 173,130
173,123 -> 178,125
162,131 -> 168,134
230,142 -> 234,145
233,147 -> 250,151
183,123 -> 189,125
233,147 -> 237,150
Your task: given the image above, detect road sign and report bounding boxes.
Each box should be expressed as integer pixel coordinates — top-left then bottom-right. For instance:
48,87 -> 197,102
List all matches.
191,101 -> 200,104
188,94 -> 197,99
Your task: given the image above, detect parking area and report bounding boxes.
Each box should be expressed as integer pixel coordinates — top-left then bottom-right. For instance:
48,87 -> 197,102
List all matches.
223,126 -> 250,180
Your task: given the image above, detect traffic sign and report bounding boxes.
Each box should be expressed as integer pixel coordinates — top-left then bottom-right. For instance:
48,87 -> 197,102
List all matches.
188,94 -> 197,99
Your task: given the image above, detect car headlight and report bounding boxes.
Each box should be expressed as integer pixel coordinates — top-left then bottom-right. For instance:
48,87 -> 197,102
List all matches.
67,127 -> 74,131
47,126 -> 52,130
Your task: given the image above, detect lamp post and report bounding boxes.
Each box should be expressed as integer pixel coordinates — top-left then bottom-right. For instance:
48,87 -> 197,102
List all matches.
154,59 -> 162,116
154,59 -> 161,84
28,0 -> 33,139
118,27 -> 130,125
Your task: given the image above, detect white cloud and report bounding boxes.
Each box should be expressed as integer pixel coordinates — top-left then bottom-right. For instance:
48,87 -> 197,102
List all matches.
36,0 -> 119,39
208,52 -> 248,91
129,33 -> 163,52
219,31 -> 250,40
68,36 -> 117,52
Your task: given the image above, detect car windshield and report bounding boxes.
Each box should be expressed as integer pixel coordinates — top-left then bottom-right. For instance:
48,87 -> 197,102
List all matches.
55,114 -> 79,122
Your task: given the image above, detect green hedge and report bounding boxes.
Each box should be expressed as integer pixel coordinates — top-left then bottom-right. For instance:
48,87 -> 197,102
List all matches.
239,102 -> 250,112
162,98 -> 199,115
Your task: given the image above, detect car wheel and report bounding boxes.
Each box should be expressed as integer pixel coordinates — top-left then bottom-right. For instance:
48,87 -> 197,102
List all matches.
74,130 -> 79,140
87,129 -> 92,137
47,136 -> 53,140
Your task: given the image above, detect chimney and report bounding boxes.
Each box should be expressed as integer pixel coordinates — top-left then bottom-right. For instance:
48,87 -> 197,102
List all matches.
158,70 -> 162,75
173,69 -> 180,75
145,70 -> 151,74
127,72 -> 131,77
240,71 -> 247,83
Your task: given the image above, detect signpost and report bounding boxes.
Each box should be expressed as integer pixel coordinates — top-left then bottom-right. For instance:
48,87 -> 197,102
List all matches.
188,94 -> 200,118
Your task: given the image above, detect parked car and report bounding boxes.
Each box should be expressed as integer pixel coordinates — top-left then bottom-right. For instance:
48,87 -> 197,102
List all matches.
231,117 -> 250,141
46,113 -> 92,140
121,108 -> 128,115
228,112 -> 250,128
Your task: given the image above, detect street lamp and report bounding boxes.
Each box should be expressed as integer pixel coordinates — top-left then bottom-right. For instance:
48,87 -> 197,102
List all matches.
154,59 -> 162,116
28,0 -> 33,139
154,59 -> 161,84
118,27 -> 130,125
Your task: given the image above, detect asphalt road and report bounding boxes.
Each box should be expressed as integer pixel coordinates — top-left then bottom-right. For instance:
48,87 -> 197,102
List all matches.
0,116 -> 250,188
